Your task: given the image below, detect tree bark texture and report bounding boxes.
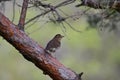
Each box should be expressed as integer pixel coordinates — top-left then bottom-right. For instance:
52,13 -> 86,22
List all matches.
0,12 -> 81,80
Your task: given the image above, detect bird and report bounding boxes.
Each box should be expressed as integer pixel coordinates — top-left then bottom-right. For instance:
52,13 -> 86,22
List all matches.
45,34 -> 64,56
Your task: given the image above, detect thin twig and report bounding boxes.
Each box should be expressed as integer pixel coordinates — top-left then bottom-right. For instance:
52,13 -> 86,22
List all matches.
25,0 -> 76,25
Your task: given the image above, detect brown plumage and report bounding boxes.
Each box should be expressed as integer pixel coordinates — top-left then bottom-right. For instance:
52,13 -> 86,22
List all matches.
45,34 -> 64,54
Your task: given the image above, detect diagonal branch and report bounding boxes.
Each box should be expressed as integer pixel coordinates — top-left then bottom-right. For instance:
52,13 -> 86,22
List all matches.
0,12 -> 82,80
18,0 -> 29,31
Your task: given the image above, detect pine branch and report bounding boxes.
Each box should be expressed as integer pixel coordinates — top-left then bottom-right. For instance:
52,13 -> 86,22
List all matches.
0,12 -> 82,80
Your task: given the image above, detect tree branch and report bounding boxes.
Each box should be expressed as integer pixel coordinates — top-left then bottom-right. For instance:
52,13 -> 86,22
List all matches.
76,0 -> 103,9
25,0 -> 76,25
18,0 -> 29,31
76,0 -> 120,11
0,12 -> 82,80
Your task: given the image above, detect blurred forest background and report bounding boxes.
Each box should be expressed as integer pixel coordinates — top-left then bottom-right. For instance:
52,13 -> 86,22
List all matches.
0,0 -> 120,80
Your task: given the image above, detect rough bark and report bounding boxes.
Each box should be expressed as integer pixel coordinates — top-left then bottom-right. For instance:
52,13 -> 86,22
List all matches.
0,12 -> 82,80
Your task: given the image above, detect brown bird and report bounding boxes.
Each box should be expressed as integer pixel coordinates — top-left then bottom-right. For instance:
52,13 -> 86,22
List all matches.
45,34 -> 64,55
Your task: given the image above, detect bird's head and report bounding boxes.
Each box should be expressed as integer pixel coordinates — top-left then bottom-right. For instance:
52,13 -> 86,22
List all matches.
54,34 -> 64,41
